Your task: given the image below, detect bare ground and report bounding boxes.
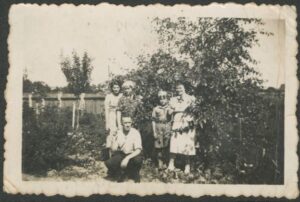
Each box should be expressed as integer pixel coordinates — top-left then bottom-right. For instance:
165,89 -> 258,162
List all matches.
23,158 -> 235,184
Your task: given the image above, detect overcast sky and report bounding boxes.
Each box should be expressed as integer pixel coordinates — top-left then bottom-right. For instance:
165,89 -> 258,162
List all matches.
10,4 -> 285,88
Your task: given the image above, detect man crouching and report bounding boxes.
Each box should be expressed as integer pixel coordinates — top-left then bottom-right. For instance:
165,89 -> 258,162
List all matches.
104,115 -> 143,182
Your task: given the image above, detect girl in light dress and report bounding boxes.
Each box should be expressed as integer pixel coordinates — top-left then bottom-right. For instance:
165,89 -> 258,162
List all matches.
152,90 -> 172,169
105,81 -> 123,155
167,82 -> 196,174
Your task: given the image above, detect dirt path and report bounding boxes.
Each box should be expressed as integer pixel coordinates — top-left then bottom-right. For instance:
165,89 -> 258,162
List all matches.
23,160 -> 160,182
23,159 -> 234,184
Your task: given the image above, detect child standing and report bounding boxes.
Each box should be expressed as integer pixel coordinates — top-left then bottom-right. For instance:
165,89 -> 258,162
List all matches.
152,90 -> 171,169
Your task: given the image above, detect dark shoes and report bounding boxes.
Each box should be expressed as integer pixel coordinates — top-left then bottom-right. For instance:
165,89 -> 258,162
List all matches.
117,173 -> 126,182
104,170 -> 116,181
133,175 -> 140,183
128,172 -> 141,183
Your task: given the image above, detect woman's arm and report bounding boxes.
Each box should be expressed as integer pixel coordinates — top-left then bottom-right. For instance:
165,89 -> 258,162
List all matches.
167,98 -> 175,115
116,110 -> 122,130
152,121 -> 157,139
116,97 -> 123,129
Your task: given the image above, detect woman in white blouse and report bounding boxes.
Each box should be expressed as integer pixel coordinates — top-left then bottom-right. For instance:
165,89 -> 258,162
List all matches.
167,82 -> 196,174
105,81 -> 123,152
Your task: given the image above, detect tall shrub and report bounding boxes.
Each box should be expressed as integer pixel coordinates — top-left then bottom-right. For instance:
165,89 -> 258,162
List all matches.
60,51 -> 94,96
22,104 -> 72,174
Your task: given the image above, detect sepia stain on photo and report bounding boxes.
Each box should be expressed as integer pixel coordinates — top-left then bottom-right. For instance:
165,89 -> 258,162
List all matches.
4,3 -> 298,198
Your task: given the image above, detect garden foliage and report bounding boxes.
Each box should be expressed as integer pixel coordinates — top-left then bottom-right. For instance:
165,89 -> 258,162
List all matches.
22,18 -> 284,184
22,104 -> 106,175
22,104 -> 72,174
110,18 -> 283,183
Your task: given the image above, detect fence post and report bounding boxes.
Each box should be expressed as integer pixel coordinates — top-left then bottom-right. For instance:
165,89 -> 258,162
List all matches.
58,92 -> 62,108
28,93 -> 33,108
35,103 -> 40,115
41,98 -> 45,112
72,102 -> 76,129
79,93 -> 85,111
75,93 -> 86,129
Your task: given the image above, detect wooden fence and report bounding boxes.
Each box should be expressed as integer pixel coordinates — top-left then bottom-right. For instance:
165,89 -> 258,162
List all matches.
23,92 -> 105,115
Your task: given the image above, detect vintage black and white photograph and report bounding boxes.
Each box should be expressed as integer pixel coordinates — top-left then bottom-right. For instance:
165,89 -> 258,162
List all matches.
4,3 -> 298,198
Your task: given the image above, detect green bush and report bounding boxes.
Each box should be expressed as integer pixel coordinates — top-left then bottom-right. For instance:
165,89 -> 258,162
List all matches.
22,104 -> 106,175
22,104 -> 73,174
67,111 -> 106,161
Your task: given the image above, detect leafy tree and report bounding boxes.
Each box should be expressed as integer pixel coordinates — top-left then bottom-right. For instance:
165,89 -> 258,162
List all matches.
60,51 -> 94,96
153,17 -> 271,123
110,18 -> 282,183
23,77 -> 51,98
23,78 -> 34,93
51,86 -> 70,93
116,18 -> 271,131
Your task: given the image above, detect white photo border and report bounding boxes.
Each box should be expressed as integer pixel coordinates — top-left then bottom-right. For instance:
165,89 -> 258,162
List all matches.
4,3 -> 299,198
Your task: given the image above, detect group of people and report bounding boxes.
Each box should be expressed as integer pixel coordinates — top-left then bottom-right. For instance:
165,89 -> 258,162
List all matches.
104,80 -> 197,182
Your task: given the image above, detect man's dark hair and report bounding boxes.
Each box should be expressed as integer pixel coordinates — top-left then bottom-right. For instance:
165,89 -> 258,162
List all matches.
121,113 -> 133,120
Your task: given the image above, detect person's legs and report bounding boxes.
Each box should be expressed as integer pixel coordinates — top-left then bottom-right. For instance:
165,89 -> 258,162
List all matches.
184,129 -> 196,174
161,147 -> 167,166
168,153 -> 176,171
184,155 -> 191,174
157,149 -> 164,169
156,148 -> 164,169
126,154 -> 143,182
105,151 -> 125,179
168,131 -> 177,171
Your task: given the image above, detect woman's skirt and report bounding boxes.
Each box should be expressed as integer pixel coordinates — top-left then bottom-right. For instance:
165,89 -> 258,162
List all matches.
154,122 -> 171,149
170,112 -> 196,155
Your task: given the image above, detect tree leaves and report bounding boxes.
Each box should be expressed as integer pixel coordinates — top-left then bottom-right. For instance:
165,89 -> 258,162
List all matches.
60,51 -> 94,96
107,17 -> 283,183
